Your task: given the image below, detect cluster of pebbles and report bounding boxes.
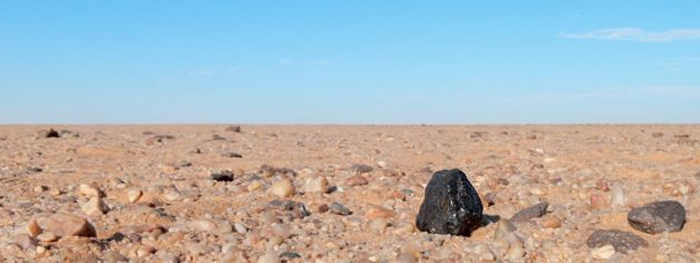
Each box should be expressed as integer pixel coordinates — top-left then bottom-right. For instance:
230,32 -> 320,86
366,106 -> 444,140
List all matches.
0,125 -> 698,263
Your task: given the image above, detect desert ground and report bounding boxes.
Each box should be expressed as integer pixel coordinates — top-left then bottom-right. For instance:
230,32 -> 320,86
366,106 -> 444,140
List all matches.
0,125 -> 698,263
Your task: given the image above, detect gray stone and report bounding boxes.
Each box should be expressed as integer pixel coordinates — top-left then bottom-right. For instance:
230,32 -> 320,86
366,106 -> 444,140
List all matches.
415,169 -> 483,236
510,202 -> 549,223
628,200 -> 686,234
330,202 -> 352,216
586,229 -> 649,253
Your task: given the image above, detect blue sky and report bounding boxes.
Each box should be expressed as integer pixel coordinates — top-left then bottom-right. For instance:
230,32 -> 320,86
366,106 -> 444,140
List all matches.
1,1 -> 698,124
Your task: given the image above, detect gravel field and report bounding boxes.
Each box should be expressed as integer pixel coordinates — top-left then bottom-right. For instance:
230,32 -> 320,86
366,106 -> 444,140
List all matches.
0,125 -> 698,263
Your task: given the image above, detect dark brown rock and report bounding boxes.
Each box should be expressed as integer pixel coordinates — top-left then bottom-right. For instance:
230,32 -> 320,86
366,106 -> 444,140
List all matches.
628,200 -> 686,234
586,229 -> 649,253
41,128 -> 60,138
415,169 -> 483,236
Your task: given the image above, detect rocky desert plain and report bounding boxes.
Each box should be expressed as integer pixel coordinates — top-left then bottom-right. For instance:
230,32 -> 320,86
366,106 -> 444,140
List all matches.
0,124 -> 698,263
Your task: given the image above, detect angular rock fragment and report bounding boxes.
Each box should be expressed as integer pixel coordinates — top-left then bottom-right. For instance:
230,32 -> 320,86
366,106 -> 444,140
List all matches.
627,200 -> 686,234
415,169 -> 483,236
301,176 -> 328,193
268,179 -> 295,198
35,214 -> 96,238
510,202 -> 549,223
81,197 -> 109,215
586,229 -> 648,253
330,202 -> 352,216
127,189 -> 143,203
210,171 -> 235,182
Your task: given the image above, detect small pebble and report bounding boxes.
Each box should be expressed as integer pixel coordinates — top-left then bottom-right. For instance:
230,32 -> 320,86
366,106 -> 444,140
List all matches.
302,176 -> 329,193
541,214 -> 562,228
78,184 -> 105,198
330,202 -> 352,216
345,175 -> 369,186
269,179 -> 295,198
510,202 -> 548,222
127,189 -> 143,203
81,197 -> 109,215
591,245 -> 615,260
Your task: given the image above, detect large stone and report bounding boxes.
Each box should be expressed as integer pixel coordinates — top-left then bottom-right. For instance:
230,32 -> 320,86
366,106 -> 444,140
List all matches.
586,229 -> 648,253
35,214 -> 96,238
415,169 -> 483,236
627,200 -> 686,234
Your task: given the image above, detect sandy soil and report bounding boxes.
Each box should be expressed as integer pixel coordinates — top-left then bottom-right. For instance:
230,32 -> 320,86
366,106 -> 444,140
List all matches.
0,125 -> 698,263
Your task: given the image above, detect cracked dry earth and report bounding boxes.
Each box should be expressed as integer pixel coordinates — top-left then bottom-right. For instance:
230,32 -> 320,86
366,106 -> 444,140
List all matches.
0,125 -> 698,263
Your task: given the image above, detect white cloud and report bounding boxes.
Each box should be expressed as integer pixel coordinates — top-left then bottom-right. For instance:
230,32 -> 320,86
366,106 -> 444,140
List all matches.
560,28 -> 700,42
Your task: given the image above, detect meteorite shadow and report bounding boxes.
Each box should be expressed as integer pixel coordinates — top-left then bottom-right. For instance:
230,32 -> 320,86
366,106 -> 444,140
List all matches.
481,214 -> 501,227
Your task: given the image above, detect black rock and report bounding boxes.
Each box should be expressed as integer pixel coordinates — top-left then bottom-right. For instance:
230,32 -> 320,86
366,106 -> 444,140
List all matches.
415,169 -> 483,236
628,200 -> 686,234
586,229 -> 649,253
329,202 -> 352,216
210,171 -> 234,182
45,128 -> 60,138
510,202 -> 549,223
